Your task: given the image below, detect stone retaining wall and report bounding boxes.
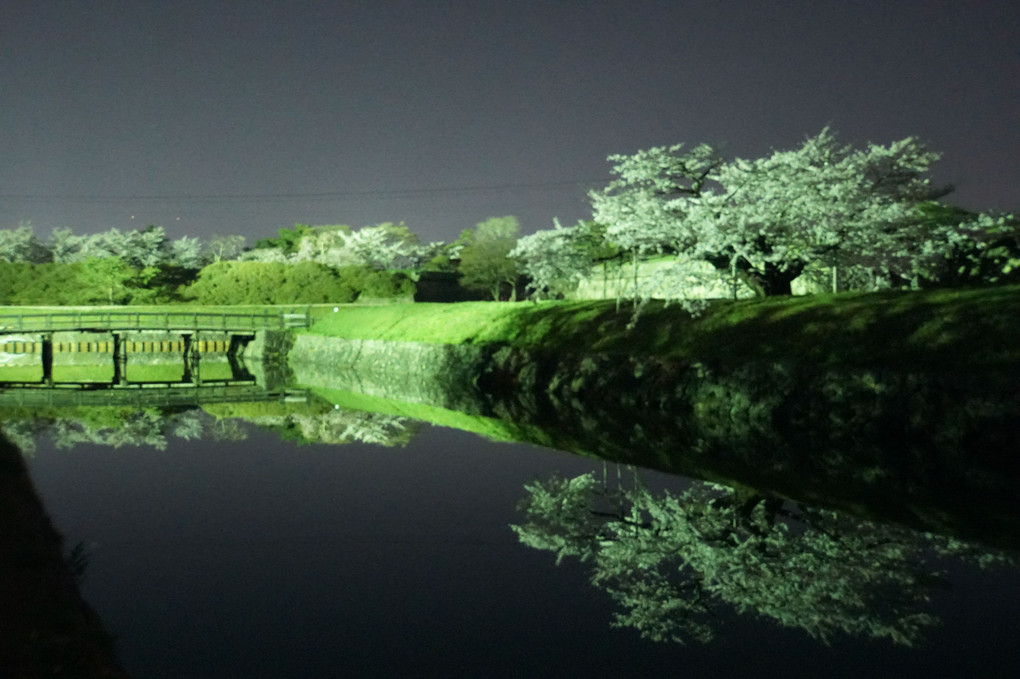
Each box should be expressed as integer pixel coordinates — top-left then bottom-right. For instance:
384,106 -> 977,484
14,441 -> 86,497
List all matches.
288,335 -> 490,412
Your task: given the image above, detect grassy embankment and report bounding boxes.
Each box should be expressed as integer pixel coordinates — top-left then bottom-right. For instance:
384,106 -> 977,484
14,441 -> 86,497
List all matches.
295,285 -> 1020,439
301,285 -> 1020,366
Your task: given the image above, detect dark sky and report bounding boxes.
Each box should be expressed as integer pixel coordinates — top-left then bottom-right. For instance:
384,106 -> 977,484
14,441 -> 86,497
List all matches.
2,1 -> 1017,244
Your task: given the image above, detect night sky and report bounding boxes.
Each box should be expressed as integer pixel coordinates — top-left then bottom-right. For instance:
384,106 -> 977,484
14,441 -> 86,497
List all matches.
2,1 -> 1017,244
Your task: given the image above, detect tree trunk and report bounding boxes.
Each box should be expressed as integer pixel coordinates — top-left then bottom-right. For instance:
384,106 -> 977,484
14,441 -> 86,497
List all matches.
758,261 -> 801,296
761,275 -> 793,296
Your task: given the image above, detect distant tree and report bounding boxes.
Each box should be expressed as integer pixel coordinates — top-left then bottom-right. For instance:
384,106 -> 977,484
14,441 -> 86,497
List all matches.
238,246 -> 291,263
119,226 -> 168,268
0,222 -> 50,263
290,223 -> 423,270
345,222 -> 423,269
81,228 -> 127,261
167,235 -> 204,270
419,241 -> 461,272
253,223 -> 317,254
457,216 -> 521,300
206,234 -> 246,262
75,257 -> 157,304
1,260 -> 159,305
48,227 -> 85,263
921,209 -> 1020,287
289,225 -> 352,261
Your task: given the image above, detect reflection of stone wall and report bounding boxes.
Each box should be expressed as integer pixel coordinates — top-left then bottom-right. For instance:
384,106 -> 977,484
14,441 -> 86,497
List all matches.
243,330 -> 293,389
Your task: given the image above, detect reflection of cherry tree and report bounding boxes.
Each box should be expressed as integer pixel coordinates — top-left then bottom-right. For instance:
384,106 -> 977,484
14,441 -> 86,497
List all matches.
269,409 -> 418,447
512,470 -> 1008,646
1,409 -> 206,453
1,405 -> 419,454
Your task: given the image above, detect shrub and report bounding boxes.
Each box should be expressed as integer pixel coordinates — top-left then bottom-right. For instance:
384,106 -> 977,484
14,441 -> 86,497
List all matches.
181,261 -> 358,304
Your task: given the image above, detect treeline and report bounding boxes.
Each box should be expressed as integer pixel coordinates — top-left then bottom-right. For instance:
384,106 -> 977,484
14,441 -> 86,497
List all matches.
0,400 -> 418,454
3,128 -> 1018,307
0,215 -> 529,305
0,223 -> 427,305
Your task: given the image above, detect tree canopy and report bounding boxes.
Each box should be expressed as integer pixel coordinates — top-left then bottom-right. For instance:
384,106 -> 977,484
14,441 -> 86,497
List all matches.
456,216 -> 522,300
589,128 -> 969,298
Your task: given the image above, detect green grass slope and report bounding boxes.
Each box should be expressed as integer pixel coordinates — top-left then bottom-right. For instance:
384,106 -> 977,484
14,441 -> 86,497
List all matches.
300,285 -> 1020,369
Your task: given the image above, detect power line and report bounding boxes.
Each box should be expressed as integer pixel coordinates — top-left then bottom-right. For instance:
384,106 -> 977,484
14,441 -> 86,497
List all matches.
0,179 -> 605,205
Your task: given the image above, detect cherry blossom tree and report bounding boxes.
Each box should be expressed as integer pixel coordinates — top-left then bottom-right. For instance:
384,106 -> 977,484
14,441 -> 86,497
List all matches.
590,129 -> 949,298
510,219 -> 618,299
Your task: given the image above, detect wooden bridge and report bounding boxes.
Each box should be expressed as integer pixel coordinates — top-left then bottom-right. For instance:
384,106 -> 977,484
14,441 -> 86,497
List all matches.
0,308 -> 310,388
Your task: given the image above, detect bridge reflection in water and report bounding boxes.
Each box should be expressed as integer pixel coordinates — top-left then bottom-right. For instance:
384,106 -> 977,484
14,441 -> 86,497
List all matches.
0,309 -> 309,406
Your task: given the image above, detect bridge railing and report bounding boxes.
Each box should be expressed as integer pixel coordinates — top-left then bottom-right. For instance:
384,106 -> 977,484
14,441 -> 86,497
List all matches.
0,308 -> 311,333
0,383 -> 305,408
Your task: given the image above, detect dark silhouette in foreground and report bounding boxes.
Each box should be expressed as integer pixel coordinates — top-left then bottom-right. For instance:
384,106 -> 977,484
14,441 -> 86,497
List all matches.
0,431 -> 127,678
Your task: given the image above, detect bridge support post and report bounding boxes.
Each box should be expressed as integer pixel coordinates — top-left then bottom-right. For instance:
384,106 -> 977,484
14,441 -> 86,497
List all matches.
112,333 -> 127,385
42,334 -> 53,386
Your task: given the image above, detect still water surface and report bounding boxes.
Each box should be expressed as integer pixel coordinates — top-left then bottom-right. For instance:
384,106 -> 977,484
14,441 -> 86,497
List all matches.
22,419 -> 1020,678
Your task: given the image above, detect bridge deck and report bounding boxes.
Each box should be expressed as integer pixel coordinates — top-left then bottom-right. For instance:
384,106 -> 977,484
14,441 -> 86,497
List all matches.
0,309 -> 310,333
0,383 -> 308,408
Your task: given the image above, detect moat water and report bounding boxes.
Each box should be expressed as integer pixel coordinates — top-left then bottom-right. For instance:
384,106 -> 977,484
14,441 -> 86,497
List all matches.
10,390 -> 1020,678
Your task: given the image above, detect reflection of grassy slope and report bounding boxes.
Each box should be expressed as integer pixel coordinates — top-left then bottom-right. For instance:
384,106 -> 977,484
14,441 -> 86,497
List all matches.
301,285 -> 1020,368
124,363 -> 185,382
0,365 -> 42,382
196,358 -> 235,381
309,386 -> 587,452
51,365 -> 114,382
